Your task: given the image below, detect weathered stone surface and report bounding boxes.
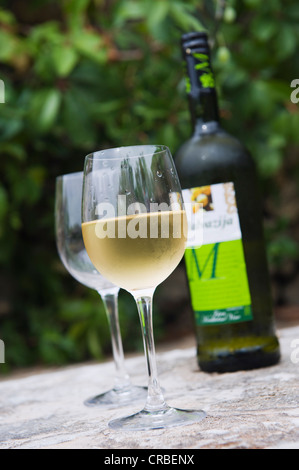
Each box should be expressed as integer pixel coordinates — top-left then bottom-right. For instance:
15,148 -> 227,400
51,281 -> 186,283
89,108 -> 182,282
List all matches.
1,325 -> 299,449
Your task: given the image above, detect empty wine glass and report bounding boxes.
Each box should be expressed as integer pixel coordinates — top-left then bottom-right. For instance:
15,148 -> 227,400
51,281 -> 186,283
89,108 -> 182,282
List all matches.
81,145 -> 206,430
55,171 -> 147,407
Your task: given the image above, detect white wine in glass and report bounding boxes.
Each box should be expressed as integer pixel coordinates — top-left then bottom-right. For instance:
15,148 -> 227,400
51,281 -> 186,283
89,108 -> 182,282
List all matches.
82,210 -> 186,291
55,171 -> 147,407
81,145 -> 206,430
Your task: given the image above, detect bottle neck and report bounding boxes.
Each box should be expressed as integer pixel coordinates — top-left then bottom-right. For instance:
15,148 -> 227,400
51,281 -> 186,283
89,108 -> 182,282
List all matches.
184,49 -> 220,135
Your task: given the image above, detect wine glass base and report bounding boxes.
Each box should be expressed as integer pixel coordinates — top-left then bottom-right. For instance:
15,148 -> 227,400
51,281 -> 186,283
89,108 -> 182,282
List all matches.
84,385 -> 147,408
108,405 -> 206,431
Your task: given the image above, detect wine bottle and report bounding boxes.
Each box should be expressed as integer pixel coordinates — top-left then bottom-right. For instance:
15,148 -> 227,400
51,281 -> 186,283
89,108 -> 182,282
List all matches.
175,32 -> 280,372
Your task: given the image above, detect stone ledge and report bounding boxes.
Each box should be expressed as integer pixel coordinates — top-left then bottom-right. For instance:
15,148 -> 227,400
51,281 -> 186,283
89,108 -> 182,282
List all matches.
1,325 -> 299,449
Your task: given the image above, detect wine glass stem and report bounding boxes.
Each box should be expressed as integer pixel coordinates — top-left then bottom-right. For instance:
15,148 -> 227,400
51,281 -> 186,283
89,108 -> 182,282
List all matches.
99,291 -> 131,392
135,292 -> 167,412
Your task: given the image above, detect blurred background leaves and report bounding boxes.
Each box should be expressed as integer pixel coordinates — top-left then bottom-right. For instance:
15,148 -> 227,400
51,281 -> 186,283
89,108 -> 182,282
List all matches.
0,0 -> 298,372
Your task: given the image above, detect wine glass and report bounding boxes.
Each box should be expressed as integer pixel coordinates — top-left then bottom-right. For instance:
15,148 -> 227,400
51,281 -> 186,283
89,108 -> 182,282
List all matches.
81,145 -> 206,430
55,171 -> 147,407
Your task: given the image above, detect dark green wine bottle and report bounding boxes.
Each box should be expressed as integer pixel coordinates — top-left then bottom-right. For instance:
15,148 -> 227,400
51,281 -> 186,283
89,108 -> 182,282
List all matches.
175,32 -> 280,372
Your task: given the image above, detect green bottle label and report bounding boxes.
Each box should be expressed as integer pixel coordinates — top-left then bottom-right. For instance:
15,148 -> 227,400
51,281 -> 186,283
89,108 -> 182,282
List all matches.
182,183 -> 253,326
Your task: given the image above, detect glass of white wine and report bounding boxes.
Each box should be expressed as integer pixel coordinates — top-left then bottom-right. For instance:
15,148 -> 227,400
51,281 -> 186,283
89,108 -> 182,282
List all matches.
55,171 -> 147,407
81,145 -> 206,430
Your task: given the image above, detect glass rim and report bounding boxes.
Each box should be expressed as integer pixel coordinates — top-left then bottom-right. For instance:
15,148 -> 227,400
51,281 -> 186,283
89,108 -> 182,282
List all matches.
56,170 -> 83,182
84,144 -> 170,162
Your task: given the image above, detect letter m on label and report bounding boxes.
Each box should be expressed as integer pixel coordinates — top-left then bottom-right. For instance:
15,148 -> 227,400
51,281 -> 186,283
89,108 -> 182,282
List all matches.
185,243 -> 220,281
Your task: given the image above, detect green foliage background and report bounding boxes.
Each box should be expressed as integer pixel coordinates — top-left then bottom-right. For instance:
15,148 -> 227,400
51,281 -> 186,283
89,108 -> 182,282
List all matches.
0,0 -> 298,371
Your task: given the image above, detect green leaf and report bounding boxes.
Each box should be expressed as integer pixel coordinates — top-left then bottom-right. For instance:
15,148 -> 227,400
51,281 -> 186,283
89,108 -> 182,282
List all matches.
61,87 -> 97,147
257,146 -> 283,177
268,236 -> 299,267
29,88 -> 61,133
0,7 -> 16,25
52,45 -> 78,77
275,24 -> 297,60
92,99 -> 124,115
146,1 -> 170,33
252,18 -> 277,42
0,142 -> 26,161
169,2 -> 204,32
0,30 -> 19,62
72,30 -> 107,63
62,0 -> 91,29
115,1 -> 149,24
29,21 -> 62,45
266,79 -> 292,102
0,114 -> 24,141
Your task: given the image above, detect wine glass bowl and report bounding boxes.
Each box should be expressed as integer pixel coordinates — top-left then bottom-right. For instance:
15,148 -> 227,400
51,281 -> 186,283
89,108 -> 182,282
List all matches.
55,172 -> 114,292
81,145 -> 206,430
55,171 -> 147,407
